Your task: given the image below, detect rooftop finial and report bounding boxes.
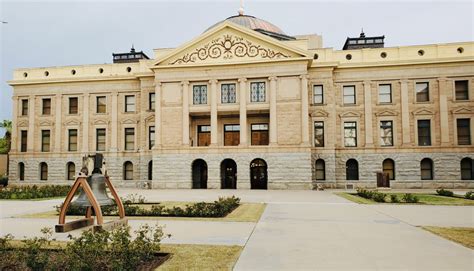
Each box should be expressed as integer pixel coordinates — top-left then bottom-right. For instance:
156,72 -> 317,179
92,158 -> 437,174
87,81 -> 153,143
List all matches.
130,44 -> 135,53
360,28 -> 365,38
238,0 -> 244,15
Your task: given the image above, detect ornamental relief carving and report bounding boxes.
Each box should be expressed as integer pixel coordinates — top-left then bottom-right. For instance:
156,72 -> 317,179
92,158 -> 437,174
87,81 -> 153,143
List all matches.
169,34 -> 291,65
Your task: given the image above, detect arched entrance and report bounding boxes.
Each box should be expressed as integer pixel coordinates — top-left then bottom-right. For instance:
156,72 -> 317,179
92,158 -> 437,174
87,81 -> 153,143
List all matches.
250,159 -> 267,189
221,159 -> 237,189
192,159 -> 207,189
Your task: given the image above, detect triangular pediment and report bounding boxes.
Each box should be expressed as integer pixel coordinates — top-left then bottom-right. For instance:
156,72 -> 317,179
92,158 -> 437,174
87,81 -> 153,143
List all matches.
64,119 -> 80,126
412,108 -> 434,116
452,107 -> 473,114
375,110 -> 398,117
17,120 -> 28,127
339,111 -> 361,118
39,120 -> 53,126
311,110 -> 329,117
145,114 -> 155,123
154,21 -> 309,67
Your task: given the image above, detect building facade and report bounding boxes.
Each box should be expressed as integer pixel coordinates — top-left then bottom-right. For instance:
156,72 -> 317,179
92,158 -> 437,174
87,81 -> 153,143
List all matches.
7,14 -> 474,189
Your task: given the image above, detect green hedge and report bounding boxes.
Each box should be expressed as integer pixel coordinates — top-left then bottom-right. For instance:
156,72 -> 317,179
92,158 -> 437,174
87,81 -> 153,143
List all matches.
0,185 -> 71,199
436,189 -> 454,197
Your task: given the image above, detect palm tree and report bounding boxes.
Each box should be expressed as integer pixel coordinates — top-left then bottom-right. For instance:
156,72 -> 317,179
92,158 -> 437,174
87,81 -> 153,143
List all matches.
0,120 -> 12,179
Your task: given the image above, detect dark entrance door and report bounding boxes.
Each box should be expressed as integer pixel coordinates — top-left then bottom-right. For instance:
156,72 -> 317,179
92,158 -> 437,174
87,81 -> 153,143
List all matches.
221,159 -> 237,189
192,159 -> 207,189
250,159 -> 267,189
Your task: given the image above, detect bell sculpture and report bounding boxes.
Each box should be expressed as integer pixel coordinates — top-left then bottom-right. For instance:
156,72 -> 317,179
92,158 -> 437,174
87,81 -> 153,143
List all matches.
55,153 -> 127,233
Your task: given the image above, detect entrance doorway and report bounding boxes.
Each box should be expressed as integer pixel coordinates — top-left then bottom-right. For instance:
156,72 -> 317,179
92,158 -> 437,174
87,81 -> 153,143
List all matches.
221,159 -> 237,189
192,159 -> 207,189
250,158 -> 267,189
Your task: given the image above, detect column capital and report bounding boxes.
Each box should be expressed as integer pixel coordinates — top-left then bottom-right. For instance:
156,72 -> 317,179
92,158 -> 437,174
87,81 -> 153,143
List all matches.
299,74 -> 308,80
269,76 -> 278,81
399,79 -> 409,84
181,80 -> 189,86
437,77 -> 448,82
155,80 -> 162,86
209,79 -> 218,85
238,77 -> 247,83
363,80 -> 371,86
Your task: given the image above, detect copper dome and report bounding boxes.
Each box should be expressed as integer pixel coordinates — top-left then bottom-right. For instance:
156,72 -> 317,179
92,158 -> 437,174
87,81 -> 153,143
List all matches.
206,14 -> 287,36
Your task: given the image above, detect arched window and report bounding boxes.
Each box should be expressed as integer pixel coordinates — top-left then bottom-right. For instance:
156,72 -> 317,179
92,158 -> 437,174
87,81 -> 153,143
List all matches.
148,160 -> 153,181
40,162 -> 48,181
66,162 -> 75,181
346,159 -> 359,180
123,161 -> 133,180
18,162 -> 25,181
382,159 -> 395,180
420,158 -> 433,180
461,158 -> 473,180
315,159 -> 325,180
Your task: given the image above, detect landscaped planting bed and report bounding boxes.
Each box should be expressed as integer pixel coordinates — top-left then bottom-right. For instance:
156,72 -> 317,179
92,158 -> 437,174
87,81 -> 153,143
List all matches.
0,185 -> 71,200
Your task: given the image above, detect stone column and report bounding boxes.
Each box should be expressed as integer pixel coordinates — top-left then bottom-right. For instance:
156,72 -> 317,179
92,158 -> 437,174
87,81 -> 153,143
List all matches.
54,94 -> 62,152
27,95 -> 35,152
82,94 -> 90,153
438,78 -> 450,146
10,97 -> 18,152
154,82 -> 162,148
210,79 -> 218,146
300,75 -> 310,145
269,76 -> 278,145
400,80 -> 411,146
239,78 -> 247,146
110,93 -> 119,152
182,81 -> 190,146
363,81 -> 374,147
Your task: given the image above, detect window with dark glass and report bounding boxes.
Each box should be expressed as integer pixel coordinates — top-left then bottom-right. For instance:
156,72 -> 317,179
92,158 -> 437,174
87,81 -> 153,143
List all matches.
250,82 -> 266,102
193,85 -> 207,105
67,162 -> 75,180
18,162 -> 25,181
224,124 -> 240,146
149,126 -> 155,150
383,159 -> 395,180
69,97 -> 78,114
314,121 -> 324,147
40,162 -> 48,181
42,98 -> 51,115
346,159 -> 359,180
315,159 -> 325,180
96,96 -> 106,113
313,85 -> 323,104
149,93 -> 155,110
124,128 -> 135,150
417,120 -> 431,146
344,122 -> 357,147
461,158 -> 473,180
197,125 -> 211,146
148,161 -> 153,181
125,95 -> 135,112
41,130 -> 50,152
221,84 -> 236,104
343,85 -> 356,104
416,82 -> 429,102
21,99 -> 28,116
123,161 -> 133,180
380,121 -> 393,146
378,84 -> 392,103
251,124 -> 269,145
96,128 -> 106,151
20,130 -> 27,152
455,80 -> 469,101
420,158 -> 433,180
457,119 -> 471,145
68,129 -> 78,151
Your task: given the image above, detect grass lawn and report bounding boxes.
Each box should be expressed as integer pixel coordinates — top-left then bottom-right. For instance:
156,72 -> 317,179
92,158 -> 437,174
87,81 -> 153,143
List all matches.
20,202 -> 266,222
421,226 -> 474,249
335,192 -> 474,205
0,196 -> 64,201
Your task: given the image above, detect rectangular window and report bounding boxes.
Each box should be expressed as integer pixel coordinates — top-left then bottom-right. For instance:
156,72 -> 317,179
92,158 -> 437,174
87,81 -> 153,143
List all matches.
96,96 -> 106,113
343,85 -> 356,104
224,124 -> 240,146
250,82 -> 266,102
251,124 -> 269,145
149,126 -> 155,150
42,98 -> 51,115
41,130 -> 50,152
124,128 -> 135,150
378,84 -> 392,103
417,120 -> 431,146
457,119 -> 471,145
313,85 -> 323,104
193,85 -> 208,105
125,95 -> 135,112
149,93 -> 155,110
380,121 -> 393,146
221,84 -> 237,104
21,99 -> 28,116
197,125 -> 211,146
314,121 -> 324,147
69,97 -> 78,114
455,80 -> 469,101
68,129 -> 78,151
96,128 -> 106,151
344,122 -> 357,147
416,82 -> 429,102
20,130 -> 27,152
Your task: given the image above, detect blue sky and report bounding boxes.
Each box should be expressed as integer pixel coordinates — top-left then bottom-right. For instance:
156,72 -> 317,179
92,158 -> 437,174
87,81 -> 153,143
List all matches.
1,0 -> 473,135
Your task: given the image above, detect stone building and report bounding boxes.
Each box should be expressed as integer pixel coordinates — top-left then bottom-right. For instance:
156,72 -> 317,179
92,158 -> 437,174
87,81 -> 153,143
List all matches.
7,13 -> 474,189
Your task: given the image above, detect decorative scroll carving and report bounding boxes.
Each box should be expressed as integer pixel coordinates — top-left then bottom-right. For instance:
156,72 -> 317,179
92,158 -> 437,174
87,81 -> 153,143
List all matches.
170,34 -> 290,64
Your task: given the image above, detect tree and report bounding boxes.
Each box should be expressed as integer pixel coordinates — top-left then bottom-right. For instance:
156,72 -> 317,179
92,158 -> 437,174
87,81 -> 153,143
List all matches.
0,120 -> 12,153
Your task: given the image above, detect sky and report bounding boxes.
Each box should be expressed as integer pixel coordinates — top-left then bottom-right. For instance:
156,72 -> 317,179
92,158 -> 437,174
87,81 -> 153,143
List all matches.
0,0 -> 473,135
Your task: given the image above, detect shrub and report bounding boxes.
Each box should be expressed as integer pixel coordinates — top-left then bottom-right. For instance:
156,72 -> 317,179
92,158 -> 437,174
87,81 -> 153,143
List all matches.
0,185 -> 71,199
0,176 -> 8,187
465,191 -> 474,200
372,192 -> 386,203
402,193 -> 419,203
390,194 -> 400,203
436,189 -> 454,197
356,188 -> 374,199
